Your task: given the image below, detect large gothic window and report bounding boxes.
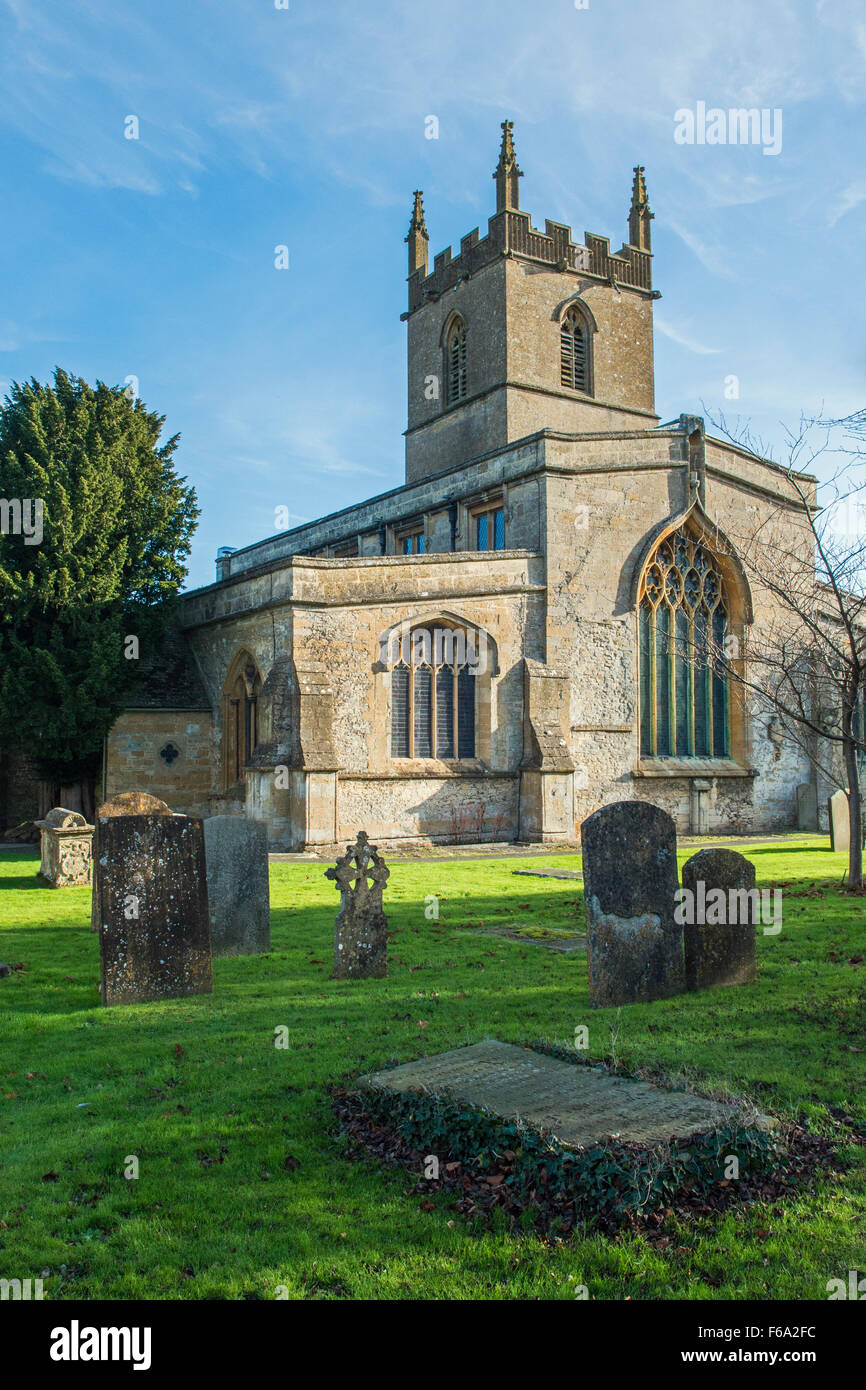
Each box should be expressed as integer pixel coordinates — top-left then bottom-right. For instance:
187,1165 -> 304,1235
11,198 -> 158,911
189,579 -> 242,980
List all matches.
638,528 -> 729,759
445,317 -> 467,405
391,627 -> 476,759
560,306 -> 590,393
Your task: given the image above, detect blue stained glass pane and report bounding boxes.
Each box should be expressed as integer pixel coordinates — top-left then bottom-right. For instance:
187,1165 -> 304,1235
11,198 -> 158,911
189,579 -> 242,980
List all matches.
639,603 -> 652,756
417,534 -> 426,554
675,608 -> 690,755
476,514 -> 488,550
436,669 -> 454,757
694,610 -> 709,756
391,666 -> 409,756
493,509 -> 505,550
655,604 -> 671,756
413,665 -> 432,757
457,668 -> 475,757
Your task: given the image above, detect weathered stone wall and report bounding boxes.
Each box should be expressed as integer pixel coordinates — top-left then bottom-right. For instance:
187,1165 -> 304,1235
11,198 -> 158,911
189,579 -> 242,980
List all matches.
406,257 -> 509,482
337,773 -> 518,845
104,711 -> 216,820
504,259 -> 657,430
538,430 -> 816,834
404,255 -> 658,483
109,423 -> 820,848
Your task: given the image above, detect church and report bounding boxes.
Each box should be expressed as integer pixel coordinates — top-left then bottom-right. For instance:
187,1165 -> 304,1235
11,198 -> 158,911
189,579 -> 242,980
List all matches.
103,123 -> 813,850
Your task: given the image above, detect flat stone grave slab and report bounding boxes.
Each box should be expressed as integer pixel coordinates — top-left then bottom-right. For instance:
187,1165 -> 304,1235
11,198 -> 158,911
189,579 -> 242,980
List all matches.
512,868 -> 582,880
362,1040 -> 771,1147
467,924 -> 586,954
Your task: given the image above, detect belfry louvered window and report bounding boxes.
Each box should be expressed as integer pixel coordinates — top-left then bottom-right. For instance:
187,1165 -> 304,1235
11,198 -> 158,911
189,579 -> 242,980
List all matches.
560,307 -> 589,392
391,628 -> 476,759
446,318 -> 467,405
638,528 -> 730,759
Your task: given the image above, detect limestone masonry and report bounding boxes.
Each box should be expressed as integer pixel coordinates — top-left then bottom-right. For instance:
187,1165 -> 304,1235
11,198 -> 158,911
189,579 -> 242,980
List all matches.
105,123 -> 823,850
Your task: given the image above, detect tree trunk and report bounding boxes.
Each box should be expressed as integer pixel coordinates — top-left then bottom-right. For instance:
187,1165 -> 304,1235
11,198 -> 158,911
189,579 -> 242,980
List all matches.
56,779 -> 97,822
841,678 -> 863,890
843,736 -> 863,889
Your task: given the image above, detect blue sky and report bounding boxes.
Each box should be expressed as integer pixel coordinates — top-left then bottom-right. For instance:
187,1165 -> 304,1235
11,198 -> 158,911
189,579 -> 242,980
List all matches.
0,0 -> 863,589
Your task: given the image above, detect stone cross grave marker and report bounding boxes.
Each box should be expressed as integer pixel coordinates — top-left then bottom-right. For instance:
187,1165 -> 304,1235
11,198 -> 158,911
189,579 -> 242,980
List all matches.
326,830 -> 389,979
35,808 -> 94,887
95,812 -> 213,1006
580,800 -> 684,1006
681,847 -> 758,991
203,815 -> 271,956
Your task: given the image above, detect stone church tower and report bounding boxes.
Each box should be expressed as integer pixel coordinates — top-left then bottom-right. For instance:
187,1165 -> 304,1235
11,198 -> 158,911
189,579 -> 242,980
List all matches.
104,124 -> 815,849
405,123 -> 657,483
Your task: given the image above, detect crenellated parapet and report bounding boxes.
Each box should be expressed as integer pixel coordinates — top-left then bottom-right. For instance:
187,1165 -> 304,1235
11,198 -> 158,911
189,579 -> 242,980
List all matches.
407,123 -> 654,313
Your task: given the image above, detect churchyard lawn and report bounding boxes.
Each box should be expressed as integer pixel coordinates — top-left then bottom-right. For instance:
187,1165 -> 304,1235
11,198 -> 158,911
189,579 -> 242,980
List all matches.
0,838 -> 863,1300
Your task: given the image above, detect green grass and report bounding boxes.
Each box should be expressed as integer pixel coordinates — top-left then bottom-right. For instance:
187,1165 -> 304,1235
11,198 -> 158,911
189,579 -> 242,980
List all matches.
0,839 -> 864,1300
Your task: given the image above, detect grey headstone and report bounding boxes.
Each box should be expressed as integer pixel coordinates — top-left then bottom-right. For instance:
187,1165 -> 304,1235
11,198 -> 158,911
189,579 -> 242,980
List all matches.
326,831 -> 389,979
580,800 -> 684,1006
95,813 -> 213,1006
796,783 -> 818,831
91,793 -> 174,931
681,848 -> 757,991
203,816 -> 270,957
827,789 -> 865,852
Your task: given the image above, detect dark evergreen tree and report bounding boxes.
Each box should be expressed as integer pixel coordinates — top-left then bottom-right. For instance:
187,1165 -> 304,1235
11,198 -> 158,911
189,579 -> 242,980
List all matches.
0,369 -> 199,814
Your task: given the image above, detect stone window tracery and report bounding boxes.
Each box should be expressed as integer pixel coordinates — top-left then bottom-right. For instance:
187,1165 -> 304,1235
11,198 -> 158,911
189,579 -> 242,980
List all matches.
390,626 -> 476,759
638,528 -> 730,759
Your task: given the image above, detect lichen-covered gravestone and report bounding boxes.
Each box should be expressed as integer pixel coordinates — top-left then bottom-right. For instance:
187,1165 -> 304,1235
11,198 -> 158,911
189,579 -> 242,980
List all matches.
827,788 -> 865,853
326,831 -> 389,979
203,815 -> 270,956
35,808 -> 94,887
681,848 -> 758,992
580,800 -> 684,1006
90,793 -> 173,932
797,783 -> 818,832
95,812 -> 213,1006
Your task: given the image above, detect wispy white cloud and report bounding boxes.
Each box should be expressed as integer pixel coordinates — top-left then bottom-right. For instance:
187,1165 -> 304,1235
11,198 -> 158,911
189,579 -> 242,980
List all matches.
655,318 -> 721,356
827,181 -> 866,227
665,219 -> 740,281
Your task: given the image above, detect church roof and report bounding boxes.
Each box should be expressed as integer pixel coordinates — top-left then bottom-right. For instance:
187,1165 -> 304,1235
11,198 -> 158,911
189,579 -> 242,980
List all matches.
122,626 -> 210,710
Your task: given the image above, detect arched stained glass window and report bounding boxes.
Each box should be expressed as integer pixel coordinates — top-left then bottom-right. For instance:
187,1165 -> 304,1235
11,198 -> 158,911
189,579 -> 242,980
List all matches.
390,627 -> 475,759
638,528 -> 729,759
560,306 -> 589,392
445,317 -> 467,405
